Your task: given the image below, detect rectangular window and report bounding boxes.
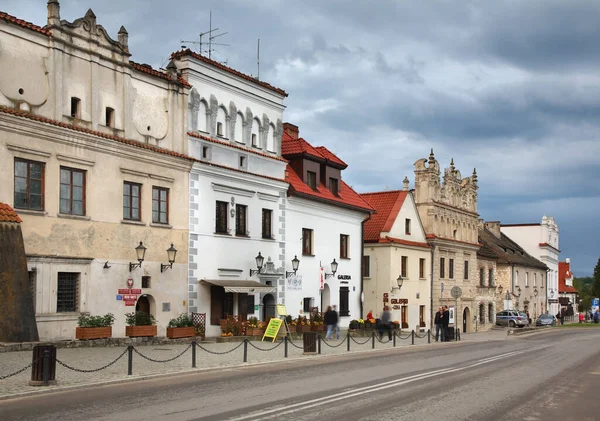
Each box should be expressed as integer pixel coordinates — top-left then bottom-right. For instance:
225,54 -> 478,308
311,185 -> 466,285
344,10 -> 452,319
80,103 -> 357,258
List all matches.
70,97 -> 81,118
480,268 -> 485,287
525,272 -> 529,287
440,258 -> 445,279
363,255 -> 371,277
339,287 -> 349,316
340,234 -> 349,259
142,276 -> 151,289
236,204 -> 247,236
215,201 -> 228,234
449,258 -> 454,279
239,156 -> 246,169
401,256 -> 408,278
302,228 -> 313,255
401,305 -> 408,328
329,177 -> 339,196
60,167 -> 85,215
489,269 -> 494,287
306,171 -> 317,190
14,159 -> 44,210
152,186 -> 168,224
419,305 -> 425,327
217,122 -> 223,136
105,107 -> 114,127
123,182 -> 141,221
262,209 -> 272,239
57,272 -> 79,312
247,295 -> 255,314
29,270 -> 36,313
419,258 -> 425,279
464,261 -> 469,280
252,133 -> 257,146
405,218 -> 411,235
303,297 -> 313,313
534,273 -> 537,287
202,146 -> 209,159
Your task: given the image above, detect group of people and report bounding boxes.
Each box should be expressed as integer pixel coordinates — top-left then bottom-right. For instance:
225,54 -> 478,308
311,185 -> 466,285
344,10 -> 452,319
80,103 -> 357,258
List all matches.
434,306 -> 451,342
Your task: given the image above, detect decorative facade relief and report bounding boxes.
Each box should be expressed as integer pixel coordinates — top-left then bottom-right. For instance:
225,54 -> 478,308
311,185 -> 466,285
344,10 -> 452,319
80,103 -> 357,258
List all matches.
245,107 -> 253,147
209,94 -> 218,137
261,113 -> 270,150
228,101 -> 237,142
189,88 -> 201,131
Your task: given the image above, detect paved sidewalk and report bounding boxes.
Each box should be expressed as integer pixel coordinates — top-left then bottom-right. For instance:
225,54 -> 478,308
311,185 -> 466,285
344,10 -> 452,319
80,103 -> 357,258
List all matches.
0,333 -> 438,399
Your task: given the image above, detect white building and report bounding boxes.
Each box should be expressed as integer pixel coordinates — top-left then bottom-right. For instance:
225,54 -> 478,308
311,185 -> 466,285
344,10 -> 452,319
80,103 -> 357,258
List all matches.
360,179 -> 431,331
282,124 -> 374,326
171,50 -> 289,337
501,216 -> 560,316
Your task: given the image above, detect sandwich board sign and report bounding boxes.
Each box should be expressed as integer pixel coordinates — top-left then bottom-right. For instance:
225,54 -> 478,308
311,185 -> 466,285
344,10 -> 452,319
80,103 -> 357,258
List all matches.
262,318 -> 283,342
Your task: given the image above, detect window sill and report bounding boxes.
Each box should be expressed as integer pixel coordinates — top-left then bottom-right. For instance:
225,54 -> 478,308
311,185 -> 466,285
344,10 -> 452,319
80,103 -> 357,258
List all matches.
364,276 -> 371,280
14,209 -> 47,216
217,135 -> 229,141
121,219 -> 146,226
302,253 -> 315,257
339,312 -> 350,317
214,232 -> 232,237
419,278 -> 427,281
150,223 -> 172,229
58,213 -> 90,221
340,257 -> 351,260
235,234 -> 250,238
261,236 -> 276,241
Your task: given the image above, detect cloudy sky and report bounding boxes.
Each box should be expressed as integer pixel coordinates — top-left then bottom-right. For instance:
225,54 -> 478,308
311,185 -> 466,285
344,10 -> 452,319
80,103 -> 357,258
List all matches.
6,0 -> 600,275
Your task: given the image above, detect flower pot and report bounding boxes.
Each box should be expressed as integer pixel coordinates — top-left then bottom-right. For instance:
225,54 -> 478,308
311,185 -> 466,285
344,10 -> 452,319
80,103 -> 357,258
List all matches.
297,325 -> 311,333
311,325 -> 324,331
75,326 -> 112,340
166,326 -> 195,339
126,325 -> 157,337
247,328 -> 264,336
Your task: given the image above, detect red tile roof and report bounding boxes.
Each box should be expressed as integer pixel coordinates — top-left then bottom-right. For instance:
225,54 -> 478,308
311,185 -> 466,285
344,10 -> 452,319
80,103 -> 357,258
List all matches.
314,146 -> 347,169
360,190 -> 408,242
281,131 -> 326,161
379,236 -> 430,249
558,261 -> 578,294
538,242 -> 561,252
0,203 -> 22,223
130,61 -> 192,88
0,11 -> 51,36
0,106 -> 194,161
189,131 -> 288,163
171,49 -> 288,97
285,165 -> 373,213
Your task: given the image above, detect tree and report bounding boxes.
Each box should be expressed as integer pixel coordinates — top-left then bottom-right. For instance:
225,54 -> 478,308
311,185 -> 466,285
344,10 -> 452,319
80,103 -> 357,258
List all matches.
592,258 -> 600,299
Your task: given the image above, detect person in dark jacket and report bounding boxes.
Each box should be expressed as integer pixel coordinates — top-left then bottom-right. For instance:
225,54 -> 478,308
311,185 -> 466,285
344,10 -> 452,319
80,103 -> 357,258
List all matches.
378,306 -> 393,340
324,306 -> 339,340
434,306 -> 443,342
441,306 -> 450,341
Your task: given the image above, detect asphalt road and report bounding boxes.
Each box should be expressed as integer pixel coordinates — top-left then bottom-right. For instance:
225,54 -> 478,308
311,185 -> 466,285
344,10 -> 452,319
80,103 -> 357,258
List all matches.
2,329 -> 600,421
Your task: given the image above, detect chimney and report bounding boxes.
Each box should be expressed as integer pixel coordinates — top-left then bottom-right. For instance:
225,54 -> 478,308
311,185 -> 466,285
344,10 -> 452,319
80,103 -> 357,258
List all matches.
166,61 -> 178,80
118,26 -> 129,52
283,122 -> 299,139
402,176 -> 410,191
47,0 -> 60,27
484,221 -> 502,239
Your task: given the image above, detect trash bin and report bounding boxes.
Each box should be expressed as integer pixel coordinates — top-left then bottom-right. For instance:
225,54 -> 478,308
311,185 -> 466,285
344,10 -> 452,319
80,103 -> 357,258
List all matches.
446,326 -> 455,341
303,332 -> 317,354
30,344 -> 57,386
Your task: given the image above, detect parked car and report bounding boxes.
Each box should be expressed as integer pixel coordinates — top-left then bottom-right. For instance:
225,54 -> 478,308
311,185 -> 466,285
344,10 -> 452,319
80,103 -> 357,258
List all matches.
495,310 -> 529,328
536,314 -> 557,327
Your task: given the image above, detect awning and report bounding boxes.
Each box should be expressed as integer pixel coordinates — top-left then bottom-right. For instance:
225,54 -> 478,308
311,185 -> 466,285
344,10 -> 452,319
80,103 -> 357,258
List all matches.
200,279 -> 277,294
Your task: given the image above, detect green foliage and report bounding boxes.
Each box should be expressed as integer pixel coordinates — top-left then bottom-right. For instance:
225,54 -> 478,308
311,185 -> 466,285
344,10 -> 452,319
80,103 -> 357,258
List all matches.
125,311 -> 155,326
285,315 -> 293,325
248,316 -> 259,328
167,313 -> 194,328
77,313 -> 115,328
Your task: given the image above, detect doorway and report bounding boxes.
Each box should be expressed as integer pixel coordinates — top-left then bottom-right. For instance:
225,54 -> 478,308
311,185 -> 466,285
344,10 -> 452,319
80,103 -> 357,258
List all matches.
462,307 -> 470,333
263,294 -> 275,321
321,284 -> 330,310
136,295 -> 150,315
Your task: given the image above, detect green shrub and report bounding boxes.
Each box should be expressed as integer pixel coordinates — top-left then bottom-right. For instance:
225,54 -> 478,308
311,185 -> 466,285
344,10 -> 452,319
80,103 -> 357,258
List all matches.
77,313 -> 115,328
125,311 -> 155,326
167,313 -> 194,328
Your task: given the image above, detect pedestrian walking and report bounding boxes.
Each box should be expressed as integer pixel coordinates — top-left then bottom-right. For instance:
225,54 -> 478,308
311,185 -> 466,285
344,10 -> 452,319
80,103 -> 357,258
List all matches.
379,306 -> 393,340
442,306 -> 450,341
324,306 -> 339,340
434,306 -> 443,342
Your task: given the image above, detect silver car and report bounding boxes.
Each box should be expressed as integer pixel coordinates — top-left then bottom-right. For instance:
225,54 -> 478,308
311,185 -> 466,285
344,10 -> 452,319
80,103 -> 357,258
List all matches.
536,314 -> 557,326
495,310 -> 529,327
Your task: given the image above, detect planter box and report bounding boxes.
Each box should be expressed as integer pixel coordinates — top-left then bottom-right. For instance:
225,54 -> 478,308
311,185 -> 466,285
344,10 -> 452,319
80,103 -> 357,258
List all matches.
75,326 -> 112,340
126,325 -> 157,337
296,325 -> 311,333
166,326 -> 195,339
247,328 -> 264,336
311,325 -> 324,331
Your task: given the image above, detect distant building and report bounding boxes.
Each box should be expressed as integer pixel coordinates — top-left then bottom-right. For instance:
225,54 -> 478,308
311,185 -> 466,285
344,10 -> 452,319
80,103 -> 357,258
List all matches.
501,216 -> 560,316
360,178 -> 431,331
558,258 -> 578,316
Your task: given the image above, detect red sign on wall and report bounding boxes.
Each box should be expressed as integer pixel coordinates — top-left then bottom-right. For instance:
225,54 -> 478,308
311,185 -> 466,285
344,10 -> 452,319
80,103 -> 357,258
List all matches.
124,300 -> 136,306
131,289 -> 142,295
118,289 -> 131,295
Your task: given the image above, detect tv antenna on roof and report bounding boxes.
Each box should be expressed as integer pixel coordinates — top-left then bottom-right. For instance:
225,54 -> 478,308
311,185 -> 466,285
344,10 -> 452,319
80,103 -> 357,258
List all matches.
180,11 -> 230,61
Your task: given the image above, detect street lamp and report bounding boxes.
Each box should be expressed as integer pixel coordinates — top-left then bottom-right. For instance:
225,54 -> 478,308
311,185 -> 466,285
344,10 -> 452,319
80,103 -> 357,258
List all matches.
249,252 -> 265,276
160,243 -> 178,272
392,276 -> 404,292
129,241 -> 147,272
286,255 -> 300,277
497,285 -> 503,295
534,288 -> 538,297
325,259 -> 338,279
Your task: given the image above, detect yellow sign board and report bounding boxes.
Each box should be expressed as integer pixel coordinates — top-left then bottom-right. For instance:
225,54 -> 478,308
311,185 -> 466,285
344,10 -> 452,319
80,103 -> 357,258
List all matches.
276,304 -> 287,316
262,318 -> 283,342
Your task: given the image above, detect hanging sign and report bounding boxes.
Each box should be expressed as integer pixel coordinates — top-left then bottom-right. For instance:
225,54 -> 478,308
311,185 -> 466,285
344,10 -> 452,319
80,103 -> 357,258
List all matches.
319,266 -> 325,290
276,304 -> 287,316
262,318 -> 283,342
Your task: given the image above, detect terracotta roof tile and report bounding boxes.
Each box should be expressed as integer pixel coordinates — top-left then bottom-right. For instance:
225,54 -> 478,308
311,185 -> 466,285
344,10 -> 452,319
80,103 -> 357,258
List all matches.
0,11 -> 51,36
379,236 -> 430,249
314,146 -> 347,169
360,190 -> 408,242
0,203 -> 22,223
188,131 -> 288,163
281,131 -> 326,161
130,61 -> 192,88
558,261 -> 578,294
286,165 -> 373,213
0,106 -> 194,161
171,49 -> 287,97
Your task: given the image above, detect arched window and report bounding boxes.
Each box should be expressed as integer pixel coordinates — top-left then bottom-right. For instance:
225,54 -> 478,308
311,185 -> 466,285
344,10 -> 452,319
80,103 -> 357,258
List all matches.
488,303 -> 494,323
251,118 -> 261,147
234,112 -> 244,144
198,100 -> 208,132
267,123 -> 276,152
217,106 -> 227,138
525,272 -> 529,287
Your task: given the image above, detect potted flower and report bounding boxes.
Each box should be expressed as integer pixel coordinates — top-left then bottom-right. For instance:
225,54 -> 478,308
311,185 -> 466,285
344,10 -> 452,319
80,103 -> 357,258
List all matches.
166,314 -> 195,339
349,319 -> 360,329
125,311 -> 157,337
246,317 -> 264,336
76,313 -> 115,340
393,321 -> 400,329
296,316 -> 310,333
311,313 -> 324,331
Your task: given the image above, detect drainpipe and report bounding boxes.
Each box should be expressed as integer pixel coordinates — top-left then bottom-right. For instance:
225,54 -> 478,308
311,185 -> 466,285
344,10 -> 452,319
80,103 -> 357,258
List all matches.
360,213 -> 372,320
546,267 -> 551,315
430,243 -> 435,326
510,263 -> 515,310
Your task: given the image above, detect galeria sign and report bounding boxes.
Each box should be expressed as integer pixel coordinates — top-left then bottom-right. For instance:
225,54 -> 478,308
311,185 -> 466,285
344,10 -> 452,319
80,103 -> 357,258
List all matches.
262,318 -> 283,342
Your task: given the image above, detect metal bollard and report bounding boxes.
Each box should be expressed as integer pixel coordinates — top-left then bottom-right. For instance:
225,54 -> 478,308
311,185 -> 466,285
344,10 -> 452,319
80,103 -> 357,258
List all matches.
127,345 -> 133,375
42,350 -> 50,386
284,336 -> 288,358
318,335 -> 322,354
428,329 -> 431,344
243,339 -> 248,362
393,331 -> 396,347
192,340 -> 197,368
372,331 -> 375,349
347,332 -> 350,352
411,330 -> 415,345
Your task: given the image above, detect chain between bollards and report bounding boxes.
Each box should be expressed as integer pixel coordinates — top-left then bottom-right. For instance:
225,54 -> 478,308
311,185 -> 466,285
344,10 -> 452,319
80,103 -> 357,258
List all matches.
127,345 -> 133,375
42,350 -> 50,386
411,330 -> 415,345
318,335 -> 322,354
284,336 -> 288,358
347,332 -> 350,352
243,339 -> 248,362
192,340 -> 197,368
